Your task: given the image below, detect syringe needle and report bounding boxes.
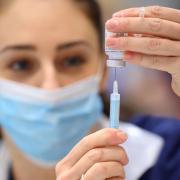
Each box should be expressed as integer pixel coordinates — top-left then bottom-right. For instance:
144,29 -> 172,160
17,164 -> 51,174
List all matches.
115,67 -> 117,81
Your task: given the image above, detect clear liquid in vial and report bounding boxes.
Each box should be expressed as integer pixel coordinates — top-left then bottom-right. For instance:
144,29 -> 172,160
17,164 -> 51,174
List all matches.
105,30 -> 126,68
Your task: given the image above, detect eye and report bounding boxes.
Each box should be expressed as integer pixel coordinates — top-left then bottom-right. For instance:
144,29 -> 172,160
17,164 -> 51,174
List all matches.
55,52 -> 89,74
8,58 -> 35,72
63,56 -> 85,68
0,54 -> 39,81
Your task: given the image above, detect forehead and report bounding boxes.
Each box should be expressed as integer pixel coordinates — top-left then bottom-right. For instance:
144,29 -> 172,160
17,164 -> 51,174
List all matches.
0,0 -> 98,48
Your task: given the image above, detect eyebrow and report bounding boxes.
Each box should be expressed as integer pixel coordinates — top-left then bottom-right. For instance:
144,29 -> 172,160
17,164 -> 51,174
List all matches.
0,41 -> 91,54
0,45 -> 36,54
56,41 -> 91,51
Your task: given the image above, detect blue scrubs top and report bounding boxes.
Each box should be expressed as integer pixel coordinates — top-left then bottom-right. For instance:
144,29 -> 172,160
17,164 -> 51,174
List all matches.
131,115 -> 180,180
8,115 -> 180,180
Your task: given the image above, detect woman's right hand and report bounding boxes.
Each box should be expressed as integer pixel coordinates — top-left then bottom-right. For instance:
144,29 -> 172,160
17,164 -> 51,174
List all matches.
55,128 -> 128,180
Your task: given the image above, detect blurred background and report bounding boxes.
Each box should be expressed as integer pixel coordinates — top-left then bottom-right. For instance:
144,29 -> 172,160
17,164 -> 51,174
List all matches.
98,0 -> 180,120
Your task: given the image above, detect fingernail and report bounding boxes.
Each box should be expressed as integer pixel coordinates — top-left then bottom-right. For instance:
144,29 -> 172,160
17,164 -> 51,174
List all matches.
113,12 -> 124,17
106,19 -> 119,29
117,131 -> 128,141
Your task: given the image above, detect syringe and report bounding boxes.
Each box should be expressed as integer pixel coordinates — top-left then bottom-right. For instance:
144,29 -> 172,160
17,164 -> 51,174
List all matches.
106,7 -> 145,129
110,80 -> 120,129
105,30 -> 125,129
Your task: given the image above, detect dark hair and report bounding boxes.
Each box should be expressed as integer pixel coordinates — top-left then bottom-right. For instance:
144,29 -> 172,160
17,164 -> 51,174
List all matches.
73,0 -> 104,52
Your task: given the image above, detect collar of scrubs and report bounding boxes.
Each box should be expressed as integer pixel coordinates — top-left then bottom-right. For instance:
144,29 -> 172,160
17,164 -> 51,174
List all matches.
101,116 -> 164,180
0,141 -> 11,180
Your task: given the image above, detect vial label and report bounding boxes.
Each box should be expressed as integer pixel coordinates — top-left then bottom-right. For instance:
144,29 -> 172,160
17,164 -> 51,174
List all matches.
105,30 -> 126,67
106,49 -> 123,60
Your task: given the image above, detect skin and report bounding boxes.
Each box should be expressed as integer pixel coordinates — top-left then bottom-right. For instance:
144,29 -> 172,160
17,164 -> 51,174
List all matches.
106,6 -> 180,97
0,0 -> 128,180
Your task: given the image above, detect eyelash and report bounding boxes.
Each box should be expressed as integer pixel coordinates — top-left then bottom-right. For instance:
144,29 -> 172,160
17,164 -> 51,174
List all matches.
7,58 -> 35,71
59,55 -> 86,67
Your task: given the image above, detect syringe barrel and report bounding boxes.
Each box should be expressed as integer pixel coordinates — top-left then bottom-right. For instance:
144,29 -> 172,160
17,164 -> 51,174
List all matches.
110,93 -> 120,129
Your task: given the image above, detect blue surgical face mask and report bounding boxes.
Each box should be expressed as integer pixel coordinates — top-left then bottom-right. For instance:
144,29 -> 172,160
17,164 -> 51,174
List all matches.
0,76 -> 103,167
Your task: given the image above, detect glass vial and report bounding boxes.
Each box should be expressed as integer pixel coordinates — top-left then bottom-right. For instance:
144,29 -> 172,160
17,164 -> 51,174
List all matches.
105,30 -> 126,68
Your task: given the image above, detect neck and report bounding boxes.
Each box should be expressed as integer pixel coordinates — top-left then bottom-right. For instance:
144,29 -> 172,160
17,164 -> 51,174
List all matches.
12,162 -> 55,180
3,132 -> 55,180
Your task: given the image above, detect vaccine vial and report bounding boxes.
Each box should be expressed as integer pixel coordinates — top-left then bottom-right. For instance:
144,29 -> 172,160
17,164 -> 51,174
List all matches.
105,30 -> 126,68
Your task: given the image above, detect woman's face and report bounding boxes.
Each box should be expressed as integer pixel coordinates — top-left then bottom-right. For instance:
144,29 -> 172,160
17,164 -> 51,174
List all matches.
0,0 -> 105,89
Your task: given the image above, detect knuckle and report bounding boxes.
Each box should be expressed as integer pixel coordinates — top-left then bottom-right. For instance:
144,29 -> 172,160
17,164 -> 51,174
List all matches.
150,6 -> 162,17
55,163 -> 61,175
171,77 -> 180,96
172,58 -> 180,74
177,63 -> 180,74
149,18 -> 162,32
55,162 -> 69,176
55,162 -> 65,174
121,166 -> 126,178
115,163 -> 125,178
87,148 -> 104,162
119,147 -> 129,165
57,175 -> 68,180
56,171 -> 72,180
95,163 -> 108,174
56,175 -> 65,180
121,37 -> 129,49
139,54 -> 145,65
121,18 -> 130,30
147,39 -> 161,51
103,129 -> 117,143
151,55 -> 160,66
80,136 -> 90,149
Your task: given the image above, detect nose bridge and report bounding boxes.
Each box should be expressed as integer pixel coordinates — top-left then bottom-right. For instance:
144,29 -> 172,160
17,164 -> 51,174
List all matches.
40,61 -> 61,90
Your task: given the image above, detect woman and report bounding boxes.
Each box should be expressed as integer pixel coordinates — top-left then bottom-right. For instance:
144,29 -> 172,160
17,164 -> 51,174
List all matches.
0,1 -> 127,180
0,1 -> 179,180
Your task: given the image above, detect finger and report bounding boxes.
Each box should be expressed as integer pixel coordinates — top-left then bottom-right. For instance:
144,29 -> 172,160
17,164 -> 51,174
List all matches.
106,36 -> 180,56
84,162 -> 125,180
106,17 -> 180,40
123,52 -> 180,74
113,6 -> 180,24
129,33 -> 156,38
56,128 -> 128,170
70,146 -> 128,179
107,178 -> 124,180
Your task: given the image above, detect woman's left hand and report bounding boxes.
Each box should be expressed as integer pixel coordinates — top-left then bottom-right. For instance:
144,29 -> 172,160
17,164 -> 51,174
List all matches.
106,6 -> 180,97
